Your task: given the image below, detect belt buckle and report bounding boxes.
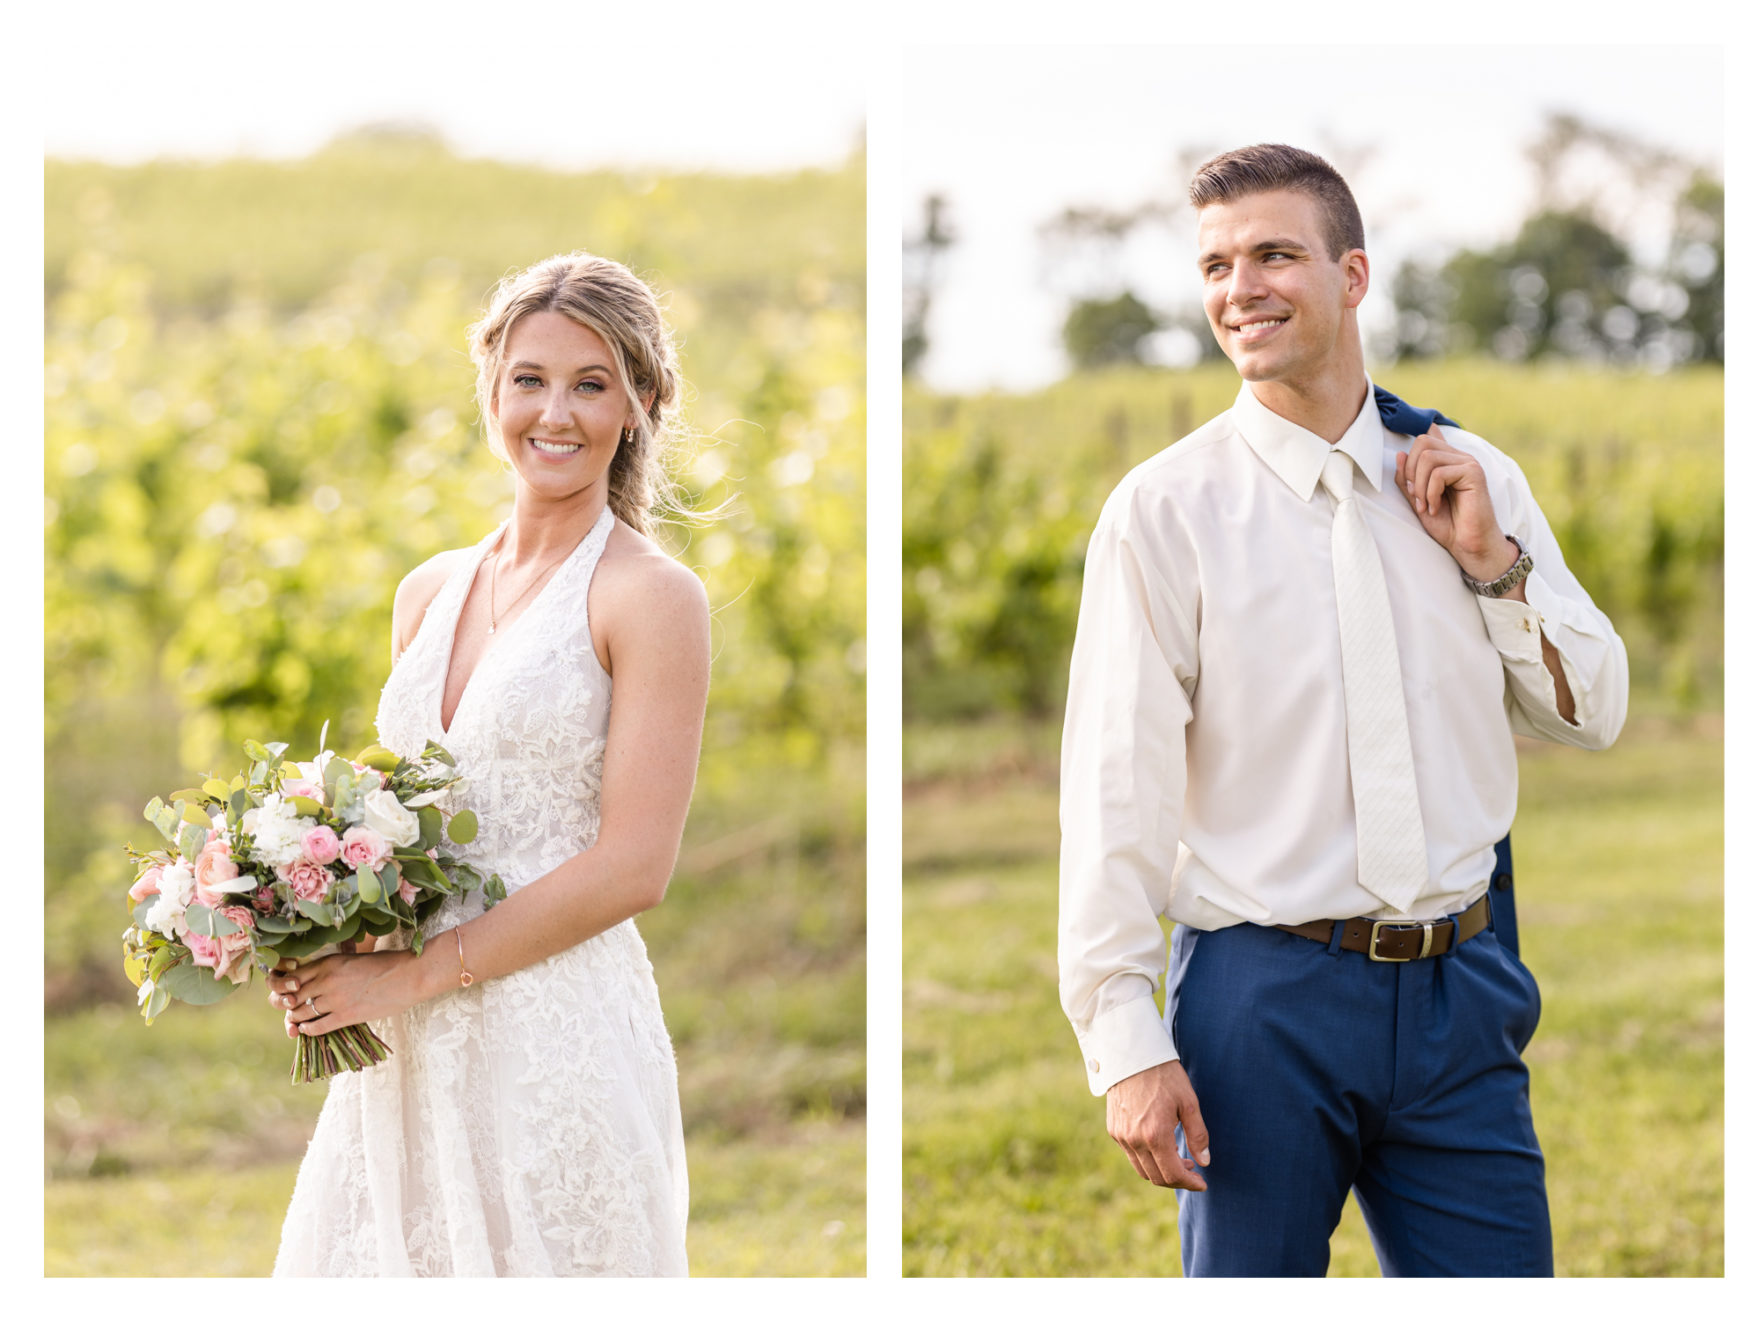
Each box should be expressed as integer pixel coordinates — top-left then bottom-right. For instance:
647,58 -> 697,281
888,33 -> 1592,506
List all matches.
1367,919 -> 1435,962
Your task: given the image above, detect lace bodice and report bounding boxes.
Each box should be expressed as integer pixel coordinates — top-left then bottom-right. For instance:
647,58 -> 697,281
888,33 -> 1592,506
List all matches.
274,505 -> 688,1277
376,508 -> 614,889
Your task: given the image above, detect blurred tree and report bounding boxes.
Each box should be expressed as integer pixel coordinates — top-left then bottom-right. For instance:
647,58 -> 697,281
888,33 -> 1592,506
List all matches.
1061,291 -> 1162,369
1445,209 -> 1633,362
1667,172 -> 1723,364
1390,113 -> 1722,368
903,194 -> 955,377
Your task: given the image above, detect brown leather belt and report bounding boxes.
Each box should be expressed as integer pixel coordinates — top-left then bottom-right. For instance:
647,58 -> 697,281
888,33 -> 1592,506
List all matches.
1275,894 -> 1490,962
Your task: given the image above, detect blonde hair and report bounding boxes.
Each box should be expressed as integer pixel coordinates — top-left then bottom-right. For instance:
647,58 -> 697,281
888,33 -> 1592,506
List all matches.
468,252 -> 683,538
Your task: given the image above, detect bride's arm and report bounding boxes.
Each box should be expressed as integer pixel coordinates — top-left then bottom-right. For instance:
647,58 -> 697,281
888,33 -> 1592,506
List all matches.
270,550 -> 710,1032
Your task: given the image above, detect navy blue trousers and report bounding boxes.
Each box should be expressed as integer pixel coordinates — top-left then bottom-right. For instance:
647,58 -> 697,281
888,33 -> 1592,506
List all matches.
1164,918 -> 1552,1277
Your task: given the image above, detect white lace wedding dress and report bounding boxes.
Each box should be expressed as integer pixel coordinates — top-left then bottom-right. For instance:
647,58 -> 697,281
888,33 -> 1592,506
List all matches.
274,508 -> 689,1276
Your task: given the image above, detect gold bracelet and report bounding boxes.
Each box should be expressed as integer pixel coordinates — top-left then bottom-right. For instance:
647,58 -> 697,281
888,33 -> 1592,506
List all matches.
454,927 -> 474,987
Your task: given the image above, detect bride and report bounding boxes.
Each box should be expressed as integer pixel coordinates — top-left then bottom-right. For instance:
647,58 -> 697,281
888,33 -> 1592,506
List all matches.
264,252 -> 709,1276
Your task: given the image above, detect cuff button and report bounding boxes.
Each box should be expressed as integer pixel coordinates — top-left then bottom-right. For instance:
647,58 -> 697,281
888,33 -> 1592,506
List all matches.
1088,1058 -> 1099,1073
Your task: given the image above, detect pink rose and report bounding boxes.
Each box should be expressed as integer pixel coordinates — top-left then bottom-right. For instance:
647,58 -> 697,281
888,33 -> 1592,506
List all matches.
214,906 -> 257,983
192,838 -> 243,907
278,857 -> 333,903
398,875 -> 418,905
282,777 -> 325,805
340,826 -> 391,874
185,929 -> 221,970
301,825 -> 341,866
252,889 -> 276,913
129,866 -> 162,904
188,907 -> 256,983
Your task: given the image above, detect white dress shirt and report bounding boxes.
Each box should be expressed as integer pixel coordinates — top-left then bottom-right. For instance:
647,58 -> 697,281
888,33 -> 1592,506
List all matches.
1057,378 -> 1628,1096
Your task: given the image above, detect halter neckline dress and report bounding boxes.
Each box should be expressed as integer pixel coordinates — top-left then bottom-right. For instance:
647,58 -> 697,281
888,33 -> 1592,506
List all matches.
274,507 -> 689,1277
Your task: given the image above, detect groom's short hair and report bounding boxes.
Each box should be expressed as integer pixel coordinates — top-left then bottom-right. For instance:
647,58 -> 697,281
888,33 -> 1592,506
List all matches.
1188,144 -> 1366,261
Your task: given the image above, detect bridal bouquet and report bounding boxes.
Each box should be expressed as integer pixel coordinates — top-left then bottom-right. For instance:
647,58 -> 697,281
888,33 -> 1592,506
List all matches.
122,725 -> 505,1083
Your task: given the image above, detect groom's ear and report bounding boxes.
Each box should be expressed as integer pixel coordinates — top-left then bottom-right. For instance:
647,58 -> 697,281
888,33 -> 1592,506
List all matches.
1342,248 -> 1369,310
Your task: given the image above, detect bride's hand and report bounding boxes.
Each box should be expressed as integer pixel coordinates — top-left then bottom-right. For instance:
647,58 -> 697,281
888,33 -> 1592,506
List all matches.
266,943 -> 424,1039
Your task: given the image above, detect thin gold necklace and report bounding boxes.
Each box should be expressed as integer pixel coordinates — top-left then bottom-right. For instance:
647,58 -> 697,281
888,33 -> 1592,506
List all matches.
485,538 -> 578,635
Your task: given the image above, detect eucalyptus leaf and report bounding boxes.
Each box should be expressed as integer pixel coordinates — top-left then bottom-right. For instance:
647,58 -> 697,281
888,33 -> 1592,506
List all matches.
145,984 -> 171,1020
147,945 -> 177,978
266,740 -> 289,758
158,960 -> 239,1006
358,865 -> 383,904
229,788 -> 250,818
252,912 -> 298,933
144,798 -> 180,844
405,855 -> 447,889
273,928 -> 337,959
290,794 -> 323,817
423,739 -> 456,768
296,898 -> 334,925
484,873 -> 507,908
411,930 -> 425,957
185,904 -> 241,938
358,745 -> 402,773
177,821 -> 208,859
169,789 -> 207,805
243,739 -> 271,763
202,777 -> 231,800
446,809 -> 478,845
416,806 -> 443,851
336,913 -> 363,946
123,955 -> 145,988
133,892 -> 161,924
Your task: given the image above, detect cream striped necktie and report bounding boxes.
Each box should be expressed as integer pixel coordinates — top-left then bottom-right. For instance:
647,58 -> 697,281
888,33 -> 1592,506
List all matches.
1320,449 -> 1428,914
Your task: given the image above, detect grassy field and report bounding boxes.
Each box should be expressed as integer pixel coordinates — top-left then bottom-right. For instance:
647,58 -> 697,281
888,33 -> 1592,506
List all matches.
45,756 -> 866,1278
44,143 -> 866,1277
902,713 -> 1723,1277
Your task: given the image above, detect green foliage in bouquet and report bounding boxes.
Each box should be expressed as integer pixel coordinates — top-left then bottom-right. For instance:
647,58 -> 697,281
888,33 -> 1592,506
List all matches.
123,727 -> 505,1082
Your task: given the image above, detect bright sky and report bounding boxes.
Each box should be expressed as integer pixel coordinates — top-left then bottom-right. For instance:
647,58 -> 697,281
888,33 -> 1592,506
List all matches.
43,44 -> 865,174
904,44 -> 1724,392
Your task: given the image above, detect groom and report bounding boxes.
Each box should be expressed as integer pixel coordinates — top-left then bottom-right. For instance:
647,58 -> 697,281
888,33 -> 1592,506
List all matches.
1056,144 -> 1628,1276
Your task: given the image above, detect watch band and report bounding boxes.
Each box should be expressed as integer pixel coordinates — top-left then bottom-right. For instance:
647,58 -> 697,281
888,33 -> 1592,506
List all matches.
1461,535 -> 1533,597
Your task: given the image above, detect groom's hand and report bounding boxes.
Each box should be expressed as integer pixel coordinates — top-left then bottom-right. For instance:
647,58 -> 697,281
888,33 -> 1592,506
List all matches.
1395,424 -> 1515,582
1106,1058 -> 1210,1191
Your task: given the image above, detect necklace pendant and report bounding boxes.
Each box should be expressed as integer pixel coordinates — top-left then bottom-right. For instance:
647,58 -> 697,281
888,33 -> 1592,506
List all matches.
487,623 -> 496,636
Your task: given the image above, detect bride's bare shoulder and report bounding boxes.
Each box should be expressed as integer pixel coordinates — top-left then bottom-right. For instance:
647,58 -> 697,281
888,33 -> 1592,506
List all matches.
587,521 -> 709,668
594,522 -> 709,615
391,548 -> 473,661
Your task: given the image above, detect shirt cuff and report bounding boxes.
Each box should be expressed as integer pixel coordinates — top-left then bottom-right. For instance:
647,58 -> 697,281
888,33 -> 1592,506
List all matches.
1475,572 -> 1558,661
1075,991 -> 1179,1097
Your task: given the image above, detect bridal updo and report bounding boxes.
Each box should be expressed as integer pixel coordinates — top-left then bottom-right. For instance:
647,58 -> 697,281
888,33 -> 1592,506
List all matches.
468,252 -> 684,539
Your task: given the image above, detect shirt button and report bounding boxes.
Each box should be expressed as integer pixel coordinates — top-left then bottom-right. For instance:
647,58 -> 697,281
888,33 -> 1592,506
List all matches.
1088,1058 -> 1099,1073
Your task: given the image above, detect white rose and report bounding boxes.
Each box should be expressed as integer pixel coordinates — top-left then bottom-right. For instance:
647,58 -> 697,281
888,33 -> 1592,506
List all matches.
362,788 -> 421,848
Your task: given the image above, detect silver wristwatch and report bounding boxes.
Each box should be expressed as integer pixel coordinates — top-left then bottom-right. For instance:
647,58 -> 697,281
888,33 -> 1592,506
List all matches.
1460,535 -> 1533,598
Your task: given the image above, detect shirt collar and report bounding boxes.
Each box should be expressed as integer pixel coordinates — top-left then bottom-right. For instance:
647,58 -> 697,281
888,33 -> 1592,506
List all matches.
1231,375 -> 1388,501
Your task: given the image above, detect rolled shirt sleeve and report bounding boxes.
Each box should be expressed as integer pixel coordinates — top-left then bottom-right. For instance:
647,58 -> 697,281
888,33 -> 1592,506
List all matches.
1462,431 -> 1629,751
1058,483 -> 1197,1096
